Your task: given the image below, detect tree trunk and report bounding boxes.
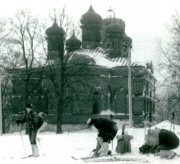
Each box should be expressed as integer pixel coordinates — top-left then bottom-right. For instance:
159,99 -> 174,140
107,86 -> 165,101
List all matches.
56,74 -> 65,134
56,100 -> 63,134
25,80 -> 29,134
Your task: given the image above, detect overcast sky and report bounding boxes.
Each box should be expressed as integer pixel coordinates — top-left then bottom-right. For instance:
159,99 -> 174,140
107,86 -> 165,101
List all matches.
0,0 -> 180,81
1,0 -> 179,33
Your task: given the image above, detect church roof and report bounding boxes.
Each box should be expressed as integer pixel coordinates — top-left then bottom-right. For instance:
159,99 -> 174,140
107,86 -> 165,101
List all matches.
69,48 -> 144,68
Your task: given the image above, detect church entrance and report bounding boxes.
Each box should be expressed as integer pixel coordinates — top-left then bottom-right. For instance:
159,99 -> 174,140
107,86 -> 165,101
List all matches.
113,88 -> 127,114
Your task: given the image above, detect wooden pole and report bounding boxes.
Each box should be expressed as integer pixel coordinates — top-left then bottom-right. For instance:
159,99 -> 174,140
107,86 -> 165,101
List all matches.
127,47 -> 133,127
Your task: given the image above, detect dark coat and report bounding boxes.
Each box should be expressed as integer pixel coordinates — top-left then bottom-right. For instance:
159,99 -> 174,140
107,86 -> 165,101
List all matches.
159,129 -> 179,148
17,111 -> 40,130
36,118 -> 44,129
92,118 -> 118,141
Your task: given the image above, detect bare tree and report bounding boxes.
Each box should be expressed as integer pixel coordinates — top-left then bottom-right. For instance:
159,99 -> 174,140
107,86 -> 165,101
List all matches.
7,9 -> 47,107
0,19 -> 10,66
157,11 -> 180,123
0,19 -> 13,133
45,7 -> 95,133
46,53 -> 93,133
49,6 -> 81,39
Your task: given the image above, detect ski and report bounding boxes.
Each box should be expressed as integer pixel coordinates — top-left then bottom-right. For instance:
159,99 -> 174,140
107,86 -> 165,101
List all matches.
20,154 -> 33,159
21,155 -> 41,159
83,156 -> 149,163
21,156 -> 29,159
71,154 -> 113,160
71,151 -> 113,160
21,156 -> 41,159
72,155 -> 148,163
71,155 -> 100,160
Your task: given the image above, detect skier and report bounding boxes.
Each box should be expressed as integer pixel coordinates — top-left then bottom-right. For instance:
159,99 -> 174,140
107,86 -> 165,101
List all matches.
154,128 -> 179,152
37,112 -> 47,133
143,128 -> 179,158
87,117 -> 118,157
16,104 -> 46,157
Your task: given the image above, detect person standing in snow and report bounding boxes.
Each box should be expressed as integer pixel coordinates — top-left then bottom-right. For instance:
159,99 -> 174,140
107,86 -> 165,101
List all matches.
17,104 -> 46,157
170,111 -> 175,131
87,117 -> 118,157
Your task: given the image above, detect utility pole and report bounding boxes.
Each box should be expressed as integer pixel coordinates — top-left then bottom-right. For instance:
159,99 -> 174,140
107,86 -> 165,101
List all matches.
127,45 -> 133,127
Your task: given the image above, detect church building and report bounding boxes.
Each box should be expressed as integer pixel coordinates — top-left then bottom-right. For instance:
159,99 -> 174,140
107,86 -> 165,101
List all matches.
10,6 -> 156,129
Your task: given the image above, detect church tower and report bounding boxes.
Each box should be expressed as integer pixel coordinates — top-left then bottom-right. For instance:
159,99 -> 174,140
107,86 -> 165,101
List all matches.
80,6 -> 102,49
65,31 -> 81,52
46,19 -> 65,63
102,9 -> 132,58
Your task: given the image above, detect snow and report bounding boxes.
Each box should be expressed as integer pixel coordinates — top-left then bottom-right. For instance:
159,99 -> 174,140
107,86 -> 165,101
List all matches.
73,48 -> 144,68
0,120 -> 180,164
99,109 -> 130,116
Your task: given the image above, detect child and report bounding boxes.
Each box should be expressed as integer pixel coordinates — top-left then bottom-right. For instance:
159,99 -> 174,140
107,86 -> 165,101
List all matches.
17,104 -> 47,157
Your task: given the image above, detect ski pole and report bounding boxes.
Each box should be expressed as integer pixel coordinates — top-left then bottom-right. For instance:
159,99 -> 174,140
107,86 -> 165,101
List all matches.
37,137 -> 45,156
19,124 -> 27,156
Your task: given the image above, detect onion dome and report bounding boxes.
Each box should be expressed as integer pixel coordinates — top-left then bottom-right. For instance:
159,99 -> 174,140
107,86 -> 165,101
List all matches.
66,32 -> 81,51
106,19 -> 125,34
46,20 -> 65,37
80,5 -> 102,25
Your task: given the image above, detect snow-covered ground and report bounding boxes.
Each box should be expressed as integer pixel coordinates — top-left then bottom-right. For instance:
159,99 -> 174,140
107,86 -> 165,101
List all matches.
0,120 -> 180,164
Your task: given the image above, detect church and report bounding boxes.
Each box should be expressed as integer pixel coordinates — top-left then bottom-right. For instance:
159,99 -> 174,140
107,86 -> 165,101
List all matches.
11,6 -> 156,130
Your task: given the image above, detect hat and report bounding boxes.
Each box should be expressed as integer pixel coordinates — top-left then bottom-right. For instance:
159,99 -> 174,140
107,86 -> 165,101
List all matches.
87,118 -> 93,125
26,104 -> 32,109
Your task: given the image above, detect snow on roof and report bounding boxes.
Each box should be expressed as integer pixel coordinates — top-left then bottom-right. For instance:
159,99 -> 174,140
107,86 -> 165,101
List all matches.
72,48 -> 145,68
